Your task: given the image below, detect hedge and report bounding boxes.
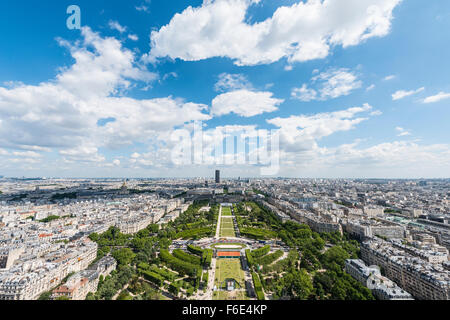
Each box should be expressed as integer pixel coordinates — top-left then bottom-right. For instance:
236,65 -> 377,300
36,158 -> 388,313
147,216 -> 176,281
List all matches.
252,245 -> 271,258
175,227 -> 214,239
148,265 -> 177,281
255,250 -> 283,266
137,262 -> 150,271
240,228 -> 277,240
202,249 -> 213,268
160,250 -> 200,276
252,272 -> 265,300
142,271 -> 164,287
195,268 -> 203,289
187,244 -> 204,256
169,282 -> 180,296
173,249 -> 202,265
202,271 -> 209,284
245,250 -> 254,267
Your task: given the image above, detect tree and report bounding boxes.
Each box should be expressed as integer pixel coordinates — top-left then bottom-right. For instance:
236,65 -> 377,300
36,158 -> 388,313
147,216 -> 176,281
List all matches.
292,270 -> 313,300
117,291 -> 133,300
322,246 -> 350,269
38,291 -> 52,300
85,292 -> 96,300
112,248 -> 136,266
89,233 -> 99,242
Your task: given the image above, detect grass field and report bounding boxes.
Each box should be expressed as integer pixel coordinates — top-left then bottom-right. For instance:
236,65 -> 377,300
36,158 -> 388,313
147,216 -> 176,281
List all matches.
221,207 -> 232,216
213,259 -> 247,300
220,217 -> 235,237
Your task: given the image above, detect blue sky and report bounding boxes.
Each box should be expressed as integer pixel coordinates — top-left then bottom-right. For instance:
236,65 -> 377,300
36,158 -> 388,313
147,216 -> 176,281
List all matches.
0,0 -> 449,178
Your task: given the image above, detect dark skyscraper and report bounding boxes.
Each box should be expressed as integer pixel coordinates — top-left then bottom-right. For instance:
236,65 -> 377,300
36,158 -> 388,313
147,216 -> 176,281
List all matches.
215,170 -> 220,184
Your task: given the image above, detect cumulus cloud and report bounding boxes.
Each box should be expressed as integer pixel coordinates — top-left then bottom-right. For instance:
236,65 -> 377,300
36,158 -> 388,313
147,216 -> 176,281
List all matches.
211,89 -> 284,117
392,87 -> 424,100
214,73 -> 252,92
423,91 -> 450,104
273,139 -> 450,178
146,0 -> 401,66
292,68 -> 362,101
267,104 -> 373,153
0,27 -> 211,168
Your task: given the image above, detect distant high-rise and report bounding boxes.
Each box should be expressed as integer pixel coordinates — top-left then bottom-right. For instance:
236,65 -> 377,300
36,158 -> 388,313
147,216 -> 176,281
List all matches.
215,170 -> 220,184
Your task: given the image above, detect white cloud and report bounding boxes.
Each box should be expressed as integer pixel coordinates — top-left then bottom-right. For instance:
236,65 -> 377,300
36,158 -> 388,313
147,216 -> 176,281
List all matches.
136,5 -> 149,12
396,127 -> 411,136
0,27 -> 211,168
12,151 -> 42,158
392,87 -> 424,100
214,73 -> 252,92
146,0 -> 401,66
292,68 -> 362,101
128,34 -> 139,41
366,84 -> 375,91
108,20 -> 127,33
308,141 -> 450,177
162,72 -> 178,81
211,89 -> 284,117
423,92 -> 450,104
292,84 -> 318,102
383,74 -> 396,81
267,104 -> 373,153
370,110 -> 383,116
59,144 -> 106,163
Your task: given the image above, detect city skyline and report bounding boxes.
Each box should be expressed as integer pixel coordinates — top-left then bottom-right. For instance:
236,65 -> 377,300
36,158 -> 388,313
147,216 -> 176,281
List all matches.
0,0 -> 449,179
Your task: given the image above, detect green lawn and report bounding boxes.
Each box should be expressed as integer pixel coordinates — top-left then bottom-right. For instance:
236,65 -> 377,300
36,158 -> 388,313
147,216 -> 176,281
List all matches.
220,228 -> 236,237
213,259 -> 247,300
220,217 -> 235,237
221,207 -> 232,216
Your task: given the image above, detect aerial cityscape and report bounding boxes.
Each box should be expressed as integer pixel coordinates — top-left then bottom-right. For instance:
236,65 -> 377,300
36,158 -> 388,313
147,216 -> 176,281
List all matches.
0,174 -> 449,300
0,0 -> 449,305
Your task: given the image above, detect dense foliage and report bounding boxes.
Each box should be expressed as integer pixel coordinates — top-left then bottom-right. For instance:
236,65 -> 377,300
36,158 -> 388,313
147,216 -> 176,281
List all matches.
172,249 -> 202,265
159,250 -> 200,277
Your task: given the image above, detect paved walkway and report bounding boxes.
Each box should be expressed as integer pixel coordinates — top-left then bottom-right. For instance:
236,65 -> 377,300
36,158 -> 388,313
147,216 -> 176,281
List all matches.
112,283 -> 129,300
215,205 -> 222,239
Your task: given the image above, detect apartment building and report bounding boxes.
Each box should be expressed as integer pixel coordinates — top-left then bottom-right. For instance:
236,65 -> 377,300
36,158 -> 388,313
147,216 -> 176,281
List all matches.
361,239 -> 450,300
345,259 -> 414,300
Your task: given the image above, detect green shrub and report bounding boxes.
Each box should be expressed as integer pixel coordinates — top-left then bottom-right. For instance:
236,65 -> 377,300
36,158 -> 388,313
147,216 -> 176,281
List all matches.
142,271 -> 164,287
187,244 -> 204,256
159,250 -> 200,276
252,272 -> 265,300
255,250 -> 283,266
252,245 -> 271,258
173,249 -> 202,265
